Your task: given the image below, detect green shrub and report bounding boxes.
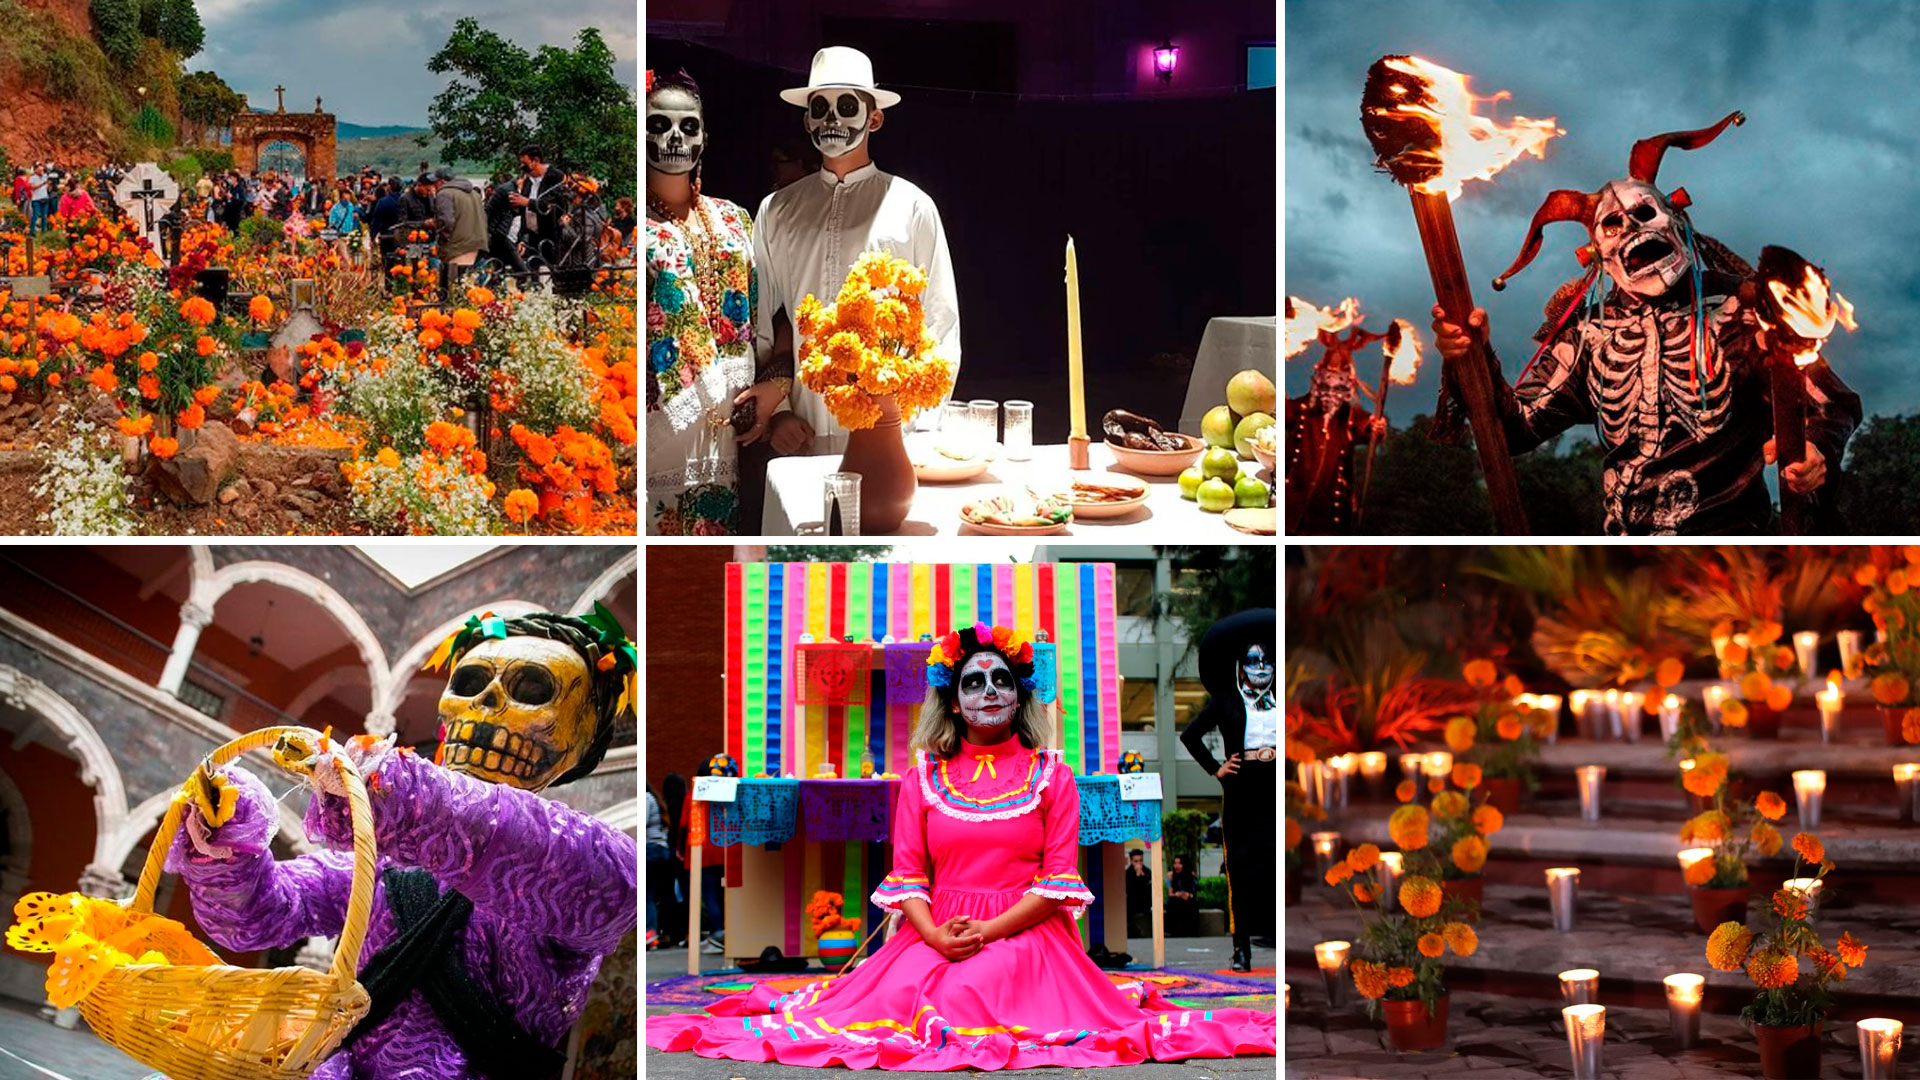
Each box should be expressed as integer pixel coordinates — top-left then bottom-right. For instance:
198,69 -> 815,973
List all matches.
237,214 -> 283,251
1196,875 -> 1227,909
91,0 -> 142,67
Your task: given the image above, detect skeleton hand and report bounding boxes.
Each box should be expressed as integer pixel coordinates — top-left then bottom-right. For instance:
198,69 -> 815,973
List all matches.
1369,414 -> 1388,439
185,764 -> 239,827
1765,439 -> 1827,494
1431,305 -> 1486,363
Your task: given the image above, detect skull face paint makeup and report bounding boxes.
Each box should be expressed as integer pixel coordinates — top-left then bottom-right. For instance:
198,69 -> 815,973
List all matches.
646,85 -> 704,175
1593,180 -> 1691,300
806,90 -> 871,159
1239,644 -> 1274,692
956,652 -> 1017,729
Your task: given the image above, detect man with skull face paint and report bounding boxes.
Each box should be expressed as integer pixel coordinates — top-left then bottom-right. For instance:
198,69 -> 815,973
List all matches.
1179,610 -> 1276,972
1432,113 -> 1860,535
752,46 -> 961,457
649,623 -> 1276,1068
165,609 -> 639,1079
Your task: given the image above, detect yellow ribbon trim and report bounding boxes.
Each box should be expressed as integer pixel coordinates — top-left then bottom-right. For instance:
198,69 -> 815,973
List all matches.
969,754 -> 998,782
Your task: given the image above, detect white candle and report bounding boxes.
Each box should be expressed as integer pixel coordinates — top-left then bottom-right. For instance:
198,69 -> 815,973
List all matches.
1858,1018 -> 1903,1080
1896,763 -> 1920,825
1794,631 -> 1820,676
1664,973 -> 1704,1004
1665,973 -> 1704,1048
1535,694 -> 1562,743
1711,629 -> 1732,664
1311,830 -> 1339,864
1424,751 -> 1453,780
1620,691 -> 1644,742
1603,689 -> 1622,738
1564,1003 -> 1606,1079
1065,237 -> 1085,440
1792,770 -> 1826,831
1314,939 -> 1350,1007
1817,682 -> 1843,744
1357,751 -> 1388,780
1378,851 -> 1404,903
1704,685 -> 1728,727
1576,765 -> 1606,821
1838,630 -> 1864,673
1398,753 -> 1425,782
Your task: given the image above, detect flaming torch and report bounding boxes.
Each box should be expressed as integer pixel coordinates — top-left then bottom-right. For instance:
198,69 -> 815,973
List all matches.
1286,295 -> 1361,359
1361,55 -> 1561,535
1751,246 -> 1857,534
1358,319 -> 1424,524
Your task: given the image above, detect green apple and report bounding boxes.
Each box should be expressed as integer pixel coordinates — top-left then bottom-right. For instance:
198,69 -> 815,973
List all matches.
1233,412 -> 1275,458
1201,447 -> 1240,482
1201,405 -> 1237,449
1234,474 -> 1271,508
1226,369 -> 1276,416
1196,477 -> 1236,513
1177,467 -> 1204,500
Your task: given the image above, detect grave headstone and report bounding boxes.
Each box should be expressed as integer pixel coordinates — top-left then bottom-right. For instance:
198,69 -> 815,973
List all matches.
112,163 -> 180,254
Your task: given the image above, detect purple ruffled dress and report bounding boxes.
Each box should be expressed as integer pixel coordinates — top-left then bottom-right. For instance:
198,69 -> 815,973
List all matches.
166,747 -> 638,1079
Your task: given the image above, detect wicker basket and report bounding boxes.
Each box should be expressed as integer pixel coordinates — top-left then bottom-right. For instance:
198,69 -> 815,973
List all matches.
78,725 -> 376,1079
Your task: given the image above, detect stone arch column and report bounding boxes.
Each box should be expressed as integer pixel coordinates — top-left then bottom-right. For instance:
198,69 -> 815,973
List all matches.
0,665 -> 129,886
0,768 -> 32,919
570,551 -> 638,617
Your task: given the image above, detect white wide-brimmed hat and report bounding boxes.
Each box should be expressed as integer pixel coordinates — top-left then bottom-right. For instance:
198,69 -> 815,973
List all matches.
780,46 -> 902,110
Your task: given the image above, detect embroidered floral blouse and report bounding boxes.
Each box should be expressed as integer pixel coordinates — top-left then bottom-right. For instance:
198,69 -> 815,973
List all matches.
872,734 -> 1095,923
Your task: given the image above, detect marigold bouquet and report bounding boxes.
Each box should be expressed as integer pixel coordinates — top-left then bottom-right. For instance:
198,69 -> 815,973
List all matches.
1705,833 -> 1866,1028
1446,658 -> 1551,795
796,251 -> 952,430
1384,761 -> 1504,891
1709,618 -> 1800,728
1324,813 -> 1477,1020
1850,549 -> 1920,729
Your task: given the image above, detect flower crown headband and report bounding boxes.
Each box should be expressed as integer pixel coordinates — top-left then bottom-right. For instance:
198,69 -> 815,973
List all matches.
425,603 -> 638,716
927,622 -> 1037,692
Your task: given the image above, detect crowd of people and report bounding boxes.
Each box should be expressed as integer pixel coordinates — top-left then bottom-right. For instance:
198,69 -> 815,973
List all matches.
10,161 -> 121,234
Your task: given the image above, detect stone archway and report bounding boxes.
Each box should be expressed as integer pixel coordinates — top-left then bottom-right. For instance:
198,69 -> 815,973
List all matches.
232,88 -> 337,181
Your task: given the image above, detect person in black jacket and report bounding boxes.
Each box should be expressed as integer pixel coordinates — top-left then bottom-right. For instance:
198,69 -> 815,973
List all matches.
1167,854 -> 1200,938
368,177 -> 405,272
485,171 -> 527,275
1179,608 -> 1276,972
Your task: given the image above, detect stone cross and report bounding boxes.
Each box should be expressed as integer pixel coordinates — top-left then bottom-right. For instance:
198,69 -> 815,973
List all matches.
275,85 -> 286,112
112,163 -> 180,254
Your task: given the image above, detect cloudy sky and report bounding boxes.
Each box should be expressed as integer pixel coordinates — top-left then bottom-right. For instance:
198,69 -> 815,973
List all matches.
196,0 -> 635,127
1285,0 -> 1919,427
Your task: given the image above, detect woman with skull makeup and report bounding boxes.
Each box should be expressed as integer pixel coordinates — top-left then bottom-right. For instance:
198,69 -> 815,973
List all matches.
647,68 -> 785,534
649,623 -> 1277,1069
164,610 -> 639,1079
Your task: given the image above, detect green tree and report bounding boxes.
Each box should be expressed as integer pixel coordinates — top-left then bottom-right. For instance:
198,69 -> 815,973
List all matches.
1355,414 -> 1494,535
427,19 -> 636,197
92,0 -> 142,67
1151,545 -> 1276,663
178,69 -> 241,144
1835,414 -> 1920,533
156,0 -> 203,58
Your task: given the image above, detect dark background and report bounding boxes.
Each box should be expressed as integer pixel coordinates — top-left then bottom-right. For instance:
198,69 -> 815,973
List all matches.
648,0 -> 1276,442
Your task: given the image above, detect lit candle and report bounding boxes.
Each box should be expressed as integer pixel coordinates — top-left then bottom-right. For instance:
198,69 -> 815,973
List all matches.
1563,1003 -> 1606,1079
1817,681 -> 1843,744
1546,867 -> 1580,932
1065,236 -> 1086,442
1703,684 -> 1728,728
1794,631 -> 1820,676
1711,628 -> 1731,663
1603,689 -> 1622,740
1857,1018 -> 1903,1080
1659,693 -> 1683,741
1314,940 -> 1350,1006
1398,752 -> 1425,783
1424,752 -> 1453,783
1329,753 -> 1354,811
1559,967 -> 1599,1007
1534,694 -> 1562,744
1283,982 -> 1290,1011
1378,851 -> 1404,904
1792,769 -> 1827,830
1576,765 -> 1606,822
1311,830 -> 1340,870
1620,691 -> 1644,743
1895,763 -> 1920,825
1357,751 -> 1387,779
1782,876 -> 1824,912
1677,847 -> 1714,874
1570,689 -> 1593,736
1838,629 -> 1864,674
1665,973 -> 1704,1049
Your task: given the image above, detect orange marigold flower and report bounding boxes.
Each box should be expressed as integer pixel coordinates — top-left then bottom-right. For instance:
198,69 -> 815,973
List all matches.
1723,641 -> 1750,666
1754,791 -> 1787,821
1903,708 -> 1920,745
1740,671 -> 1772,702
1432,791 -> 1469,821
1766,683 -> 1793,712
1773,888 -> 1809,920
1471,804 -> 1503,836
1857,563 -> 1881,586
451,307 -> 482,331
1792,832 -> 1824,866
418,328 -> 444,351
1451,835 -> 1488,874
1684,857 -> 1717,887
1427,777 -> 1445,794
1682,765 -> 1723,798
116,414 -> 153,438
1495,714 -> 1524,740
1655,657 -> 1686,687
1751,621 -> 1784,647
179,296 -> 216,326
87,365 -> 117,393
194,384 -> 221,406
1285,818 -> 1302,849
1443,716 -> 1476,753
1395,779 -> 1416,803
1385,965 -> 1415,988
1837,931 -> 1867,967
138,374 -> 159,399
1346,843 -> 1381,873
1352,960 -> 1388,1000
1682,810 -> 1727,845
466,286 -> 495,307
136,350 -> 158,372
196,335 -> 217,357
176,403 -> 205,431
1720,699 -> 1749,728
1746,949 -> 1798,990
249,295 -> 274,323
1462,659 -> 1497,687
1388,805 -> 1430,851
1452,763 -> 1482,790
1441,922 -> 1477,957
1399,875 -> 1442,918
1352,882 -> 1375,903
1706,921 -> 1754,971
1873,672 -> 1911,707
1751,822 -> 1782,857
1417,933 -> 1446,958
148,435 -> 179,459
1324,863 -> 1352,887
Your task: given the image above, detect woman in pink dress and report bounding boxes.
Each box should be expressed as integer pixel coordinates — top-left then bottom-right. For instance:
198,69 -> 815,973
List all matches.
647,623 -> 1277,1069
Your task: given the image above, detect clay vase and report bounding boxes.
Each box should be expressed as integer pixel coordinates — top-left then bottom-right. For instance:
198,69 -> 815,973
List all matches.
1883,705 -> 1916,747
1476,777 -> 1521,817
1440,877 -> 1483,921
1754,1022 -> 1821,1080
1383,990 -> 1449,1051
1742,703 -> 1781,740
1689,887 -> 1748,934
837,395 -> 916,534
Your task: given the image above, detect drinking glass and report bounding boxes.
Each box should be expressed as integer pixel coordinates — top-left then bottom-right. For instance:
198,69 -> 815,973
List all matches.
823,472 -> 862,536
969,399 -> 1000,448
1003,401 -> 1034,460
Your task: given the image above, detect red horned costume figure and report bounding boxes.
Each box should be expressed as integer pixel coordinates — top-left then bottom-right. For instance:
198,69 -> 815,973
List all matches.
1284,303 -> 1403,533
1432,111 -> 1861,535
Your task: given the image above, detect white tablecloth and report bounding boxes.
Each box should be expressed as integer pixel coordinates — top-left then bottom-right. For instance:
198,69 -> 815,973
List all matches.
762,441 -> 1269,536
1180,316 -> 1277,436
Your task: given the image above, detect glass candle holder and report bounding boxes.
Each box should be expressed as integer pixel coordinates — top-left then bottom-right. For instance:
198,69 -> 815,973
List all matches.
1570,690 -> 1593,738
1563,1003 -> 1606,1080
1665,973 -> 1704,1049
1677,848 -> 1714,879
1838,630 -> 1864,674
1895,763 -> 1920,826
1659,694 -> 1683,742
1314,940 -> 1350,1006
1793,769 -> 1827,830
1002,399 -> 1033,460
1620,691 -> 1644,743
1311,831 -> 1340,872
1818,682 -> 1844,744
941,400 -> 973,452
1603,689 -> 1623,739
1793,631 -> 1820,678
823,472 -> 862,536
1328,754 -> 1354,811
1423,752 -> 1453,794
1858,1018 -> 1903,1080
1782,876 -> 1824,914
1534,694 -> 1562,744
1703,685 -> 1728,730
1546,867 -> 1580,932
1576,766 -> 1606,822
1358,751 -> 1387,799
1559,968 -> 1599,1008
1377,851 -> 1404,907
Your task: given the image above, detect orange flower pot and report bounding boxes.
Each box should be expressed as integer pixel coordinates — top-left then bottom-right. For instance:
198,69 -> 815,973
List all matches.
1754,1021 -> 1820,1080
1382,990 -> 1449,1051
1883,706 -> 1916,747
1688,886 -> 1747,934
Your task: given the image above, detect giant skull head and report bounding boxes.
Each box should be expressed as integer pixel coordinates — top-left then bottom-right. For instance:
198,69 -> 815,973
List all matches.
1491,111 -> 1745,302
438,636 -> 593,790
646,82 -> 704,176
806,90 -> 873,159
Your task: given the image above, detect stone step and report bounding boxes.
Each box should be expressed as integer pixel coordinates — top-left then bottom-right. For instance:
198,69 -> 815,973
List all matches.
1535,737 -> 1916,781
1286,882 -> 1920,1003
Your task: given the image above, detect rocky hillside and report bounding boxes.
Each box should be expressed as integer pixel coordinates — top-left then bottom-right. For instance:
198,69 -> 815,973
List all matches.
0,0 -> 176,165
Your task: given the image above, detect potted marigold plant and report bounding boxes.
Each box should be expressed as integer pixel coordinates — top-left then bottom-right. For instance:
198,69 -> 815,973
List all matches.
1324,826 -> 1478,1052
1672,741 -> 1787,934
1450,657 -> 1549,816
1851,550 -> 1920,746
1713,618 -> 1800,740
1705,832 -> 1868,1080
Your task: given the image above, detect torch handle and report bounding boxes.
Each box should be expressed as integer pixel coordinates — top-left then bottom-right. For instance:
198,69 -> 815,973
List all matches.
1770,352 -> 1808,535
1409,190 -> 1530,535
1356,357 -> 1392,528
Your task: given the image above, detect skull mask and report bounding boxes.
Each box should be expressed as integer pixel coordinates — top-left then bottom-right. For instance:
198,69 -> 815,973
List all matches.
1308,348 -> 1356,410
1239,644 -> 1273,693
1593,180 -> 1691,301
806,90 -> 871,159
954,652 -> 1016,730
646,84 -> 704,175
437,636 -> 593,790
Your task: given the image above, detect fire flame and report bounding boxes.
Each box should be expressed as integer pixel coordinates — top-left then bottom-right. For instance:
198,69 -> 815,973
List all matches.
1385,319 -> 1423,385
1369,56 -> 1561,201
1766,265 -> 1858,368
1285,295 -> 1360,359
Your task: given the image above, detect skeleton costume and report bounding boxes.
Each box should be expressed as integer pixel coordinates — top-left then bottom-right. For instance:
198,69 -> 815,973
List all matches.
168,610 -> 639,1080
1284,327 -> 1384,534
1445,112 -> 1860,535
